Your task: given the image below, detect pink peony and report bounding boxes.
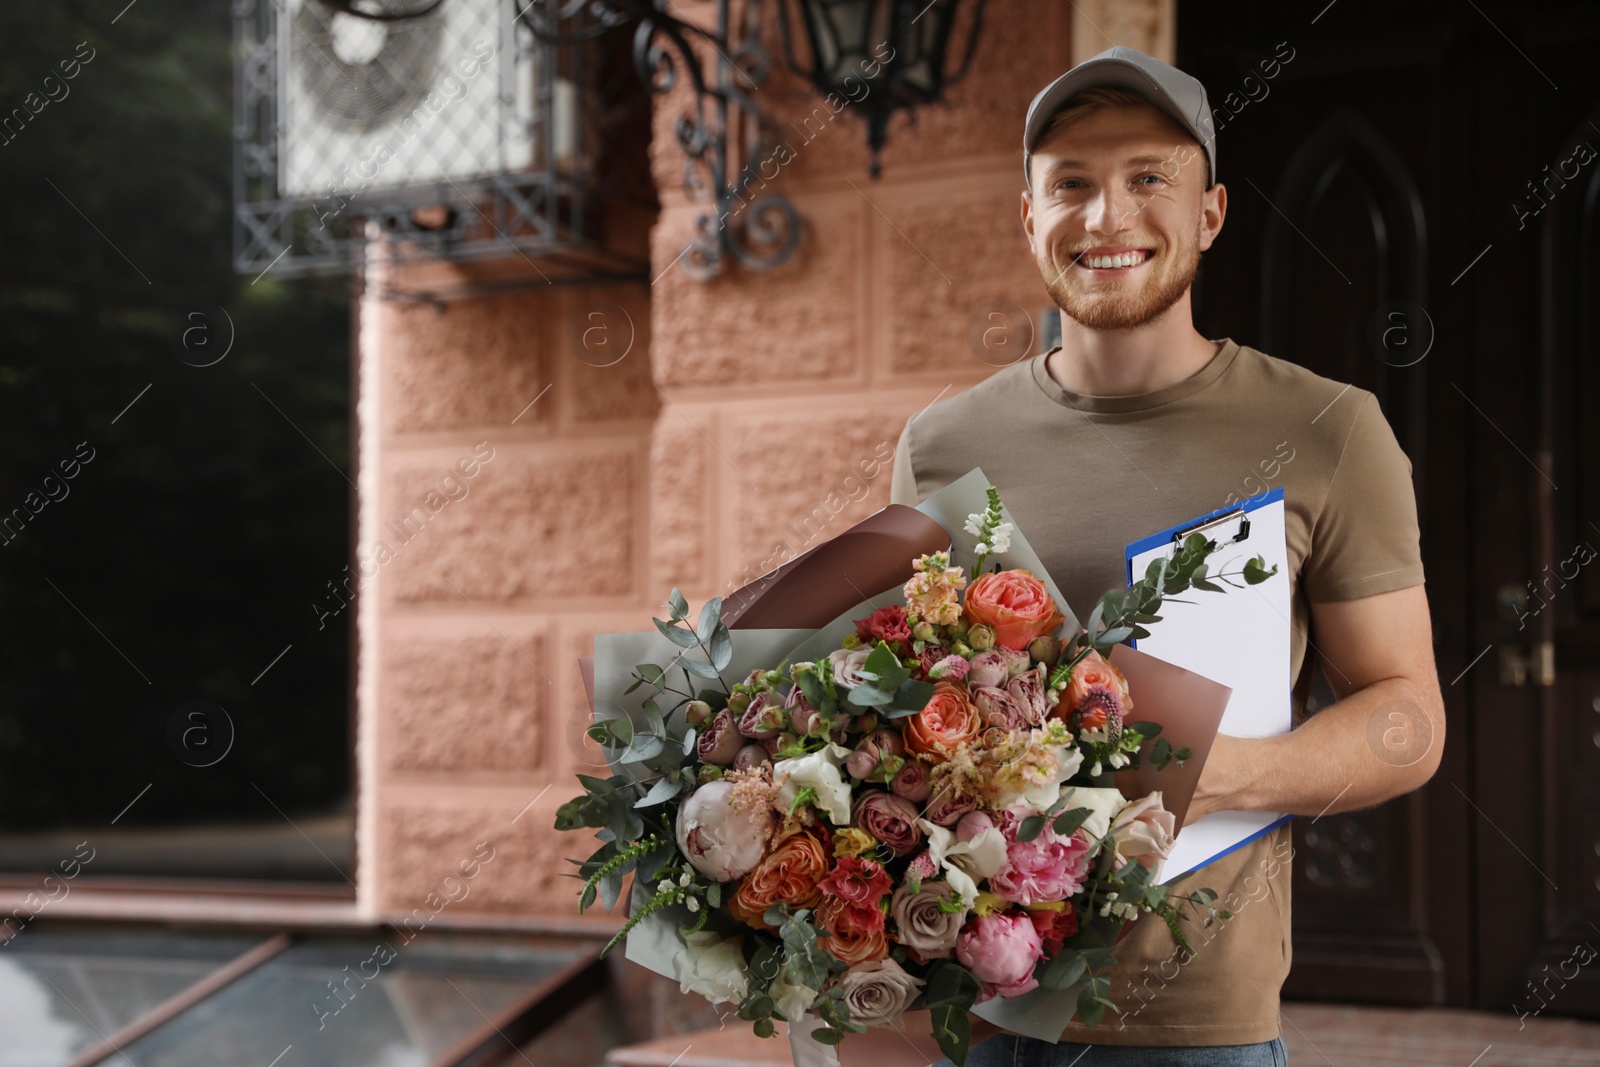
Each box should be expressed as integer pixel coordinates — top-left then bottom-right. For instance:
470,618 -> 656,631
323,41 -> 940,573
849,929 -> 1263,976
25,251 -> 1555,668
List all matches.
853,791 -> 923,856
989,809 -> 1092,905
956,912 -> 1045,999
675,780 -> 776,881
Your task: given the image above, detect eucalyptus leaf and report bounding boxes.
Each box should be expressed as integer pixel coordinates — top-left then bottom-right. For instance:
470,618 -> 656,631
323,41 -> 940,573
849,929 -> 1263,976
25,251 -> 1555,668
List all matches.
709,627 -> 733,671
653,617 -> 698,648
668,588 -> 690,620
634,774 -> 682,808
675,654 -> 722,680
696,597 -> 723,643
1015,815 -> 1046,842
1040,949 -> 1087,991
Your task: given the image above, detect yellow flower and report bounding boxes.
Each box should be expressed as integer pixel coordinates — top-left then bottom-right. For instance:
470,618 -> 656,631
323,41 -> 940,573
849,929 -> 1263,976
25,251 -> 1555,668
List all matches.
972,891 -> 1010,917
1022,900 -> 1066,912
833,827 -> 877,858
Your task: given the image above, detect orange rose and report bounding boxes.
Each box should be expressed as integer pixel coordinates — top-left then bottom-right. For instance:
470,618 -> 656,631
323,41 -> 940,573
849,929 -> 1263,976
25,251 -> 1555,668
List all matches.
904,681 -> 982,763
816,896 -> 890,965
1060,648 -> 1133,729
964,570 -> 1066,650
729,830 -> 829,929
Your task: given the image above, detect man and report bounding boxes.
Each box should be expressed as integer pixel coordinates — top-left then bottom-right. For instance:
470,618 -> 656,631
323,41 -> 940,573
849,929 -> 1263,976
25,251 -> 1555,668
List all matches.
889,46 -> 1446,1066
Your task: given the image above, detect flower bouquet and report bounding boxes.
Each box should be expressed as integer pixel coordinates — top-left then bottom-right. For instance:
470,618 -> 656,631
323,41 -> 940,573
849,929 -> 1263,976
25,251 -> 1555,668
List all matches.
558,471 -> 1277,1065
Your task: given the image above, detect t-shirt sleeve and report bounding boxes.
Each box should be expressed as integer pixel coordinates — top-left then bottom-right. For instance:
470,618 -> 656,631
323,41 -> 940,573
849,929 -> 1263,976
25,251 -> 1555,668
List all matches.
1302,390 -> 1427,602
889,418 -> 921,507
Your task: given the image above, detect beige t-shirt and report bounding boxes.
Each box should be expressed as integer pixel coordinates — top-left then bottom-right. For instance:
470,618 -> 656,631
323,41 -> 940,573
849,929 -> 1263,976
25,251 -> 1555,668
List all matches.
890,337 -> 1426,1047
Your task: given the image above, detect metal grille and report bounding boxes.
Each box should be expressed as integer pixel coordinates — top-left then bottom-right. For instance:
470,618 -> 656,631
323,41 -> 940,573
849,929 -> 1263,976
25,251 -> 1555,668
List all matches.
234,0 -> 649,283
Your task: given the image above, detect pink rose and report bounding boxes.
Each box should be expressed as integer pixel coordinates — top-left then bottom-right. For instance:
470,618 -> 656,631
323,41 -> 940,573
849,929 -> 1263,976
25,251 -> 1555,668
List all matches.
966,650 -> 1008,690
989,808 -> 1091,905
971,686 -> 1029,730
732,744 -> 771,773
998,646 -> 1032,680
890,757 -> 932,802
956,912 -> 1044,999
847,730 -> 905,780
956,810 -> 997,842
923,782 -> 976,827
853,791 -> 923,856
1110,793 -> 1177,872
675,780 -> 776,881
829,647 -> 874,689
696,708 -> 745,765
739,691 -> 785,739
928,655 -> 970,682
917,643 -> 949,678
1006,666 -> 1048,726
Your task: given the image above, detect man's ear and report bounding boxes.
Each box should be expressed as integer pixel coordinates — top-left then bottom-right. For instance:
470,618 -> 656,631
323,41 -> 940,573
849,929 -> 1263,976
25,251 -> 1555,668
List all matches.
1198,181 -> 1226,253
1021,187 -> 1037,254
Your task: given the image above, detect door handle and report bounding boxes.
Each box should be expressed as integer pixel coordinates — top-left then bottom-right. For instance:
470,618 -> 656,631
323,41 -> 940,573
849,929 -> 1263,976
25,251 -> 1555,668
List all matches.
1493,582 -> 1555,687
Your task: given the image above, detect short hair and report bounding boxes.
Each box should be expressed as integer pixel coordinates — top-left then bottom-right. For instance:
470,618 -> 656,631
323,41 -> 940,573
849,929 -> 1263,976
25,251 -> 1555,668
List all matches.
1031,87 -> 1212,189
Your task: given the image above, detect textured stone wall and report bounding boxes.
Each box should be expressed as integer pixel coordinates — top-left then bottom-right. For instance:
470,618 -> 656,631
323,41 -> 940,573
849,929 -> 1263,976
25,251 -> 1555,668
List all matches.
356,0 -> 1175,925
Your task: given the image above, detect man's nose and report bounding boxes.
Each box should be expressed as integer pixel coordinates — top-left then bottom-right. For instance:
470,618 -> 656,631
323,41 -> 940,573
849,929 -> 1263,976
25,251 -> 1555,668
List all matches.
1084,183 -> 1136,235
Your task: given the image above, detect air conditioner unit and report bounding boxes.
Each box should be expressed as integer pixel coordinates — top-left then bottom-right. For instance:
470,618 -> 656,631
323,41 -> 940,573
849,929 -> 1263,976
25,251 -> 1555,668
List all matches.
276,0 -> 577,205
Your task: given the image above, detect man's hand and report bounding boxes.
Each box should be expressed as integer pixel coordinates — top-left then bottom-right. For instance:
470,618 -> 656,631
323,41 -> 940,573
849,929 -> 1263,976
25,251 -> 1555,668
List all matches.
1178,584 -> 1445,822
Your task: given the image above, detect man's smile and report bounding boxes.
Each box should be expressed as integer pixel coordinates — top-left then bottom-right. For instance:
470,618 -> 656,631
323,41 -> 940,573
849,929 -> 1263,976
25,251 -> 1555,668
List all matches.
1071,246 -> 1157,273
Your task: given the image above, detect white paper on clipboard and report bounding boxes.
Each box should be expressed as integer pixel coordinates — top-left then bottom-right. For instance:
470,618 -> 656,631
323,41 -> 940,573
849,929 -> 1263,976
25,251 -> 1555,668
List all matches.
1125,485 -> 1294,884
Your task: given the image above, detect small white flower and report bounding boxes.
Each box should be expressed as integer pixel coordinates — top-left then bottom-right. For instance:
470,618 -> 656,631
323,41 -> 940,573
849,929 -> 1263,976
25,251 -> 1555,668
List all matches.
974,542 -> 988,554
964,514 -> 984,537
686,896 -> 700,913
658,878 -> 674,893
989,522 -> 1013,554
679,871 -> 692,887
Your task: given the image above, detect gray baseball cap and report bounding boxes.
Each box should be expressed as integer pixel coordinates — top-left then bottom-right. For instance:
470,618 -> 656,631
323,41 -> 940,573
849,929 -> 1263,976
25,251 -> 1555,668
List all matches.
1023,45 -> 1216,189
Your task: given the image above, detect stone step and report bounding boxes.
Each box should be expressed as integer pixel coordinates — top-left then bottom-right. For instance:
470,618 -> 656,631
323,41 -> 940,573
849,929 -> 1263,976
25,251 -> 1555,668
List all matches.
605,1024 -> 795,1067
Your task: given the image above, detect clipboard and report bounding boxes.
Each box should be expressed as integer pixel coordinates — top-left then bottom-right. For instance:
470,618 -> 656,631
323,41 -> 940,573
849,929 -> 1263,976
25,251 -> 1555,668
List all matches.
1119,486 -> 1294,884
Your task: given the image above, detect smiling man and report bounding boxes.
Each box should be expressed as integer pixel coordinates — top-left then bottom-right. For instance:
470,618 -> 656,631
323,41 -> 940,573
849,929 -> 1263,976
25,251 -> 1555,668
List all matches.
888,46 -> 1446,1067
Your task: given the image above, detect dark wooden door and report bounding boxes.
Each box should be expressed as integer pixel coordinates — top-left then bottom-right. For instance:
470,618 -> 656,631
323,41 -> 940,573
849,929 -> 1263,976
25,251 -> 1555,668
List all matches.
1180,0 -> 1600,1016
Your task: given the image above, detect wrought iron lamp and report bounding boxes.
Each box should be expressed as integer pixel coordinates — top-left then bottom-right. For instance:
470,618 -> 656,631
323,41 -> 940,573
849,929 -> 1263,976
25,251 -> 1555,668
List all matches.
776,0 -> 987,178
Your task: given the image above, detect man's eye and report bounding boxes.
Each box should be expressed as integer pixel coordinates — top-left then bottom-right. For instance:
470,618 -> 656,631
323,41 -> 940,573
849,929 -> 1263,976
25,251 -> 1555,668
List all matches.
1138,174 -> 1165,185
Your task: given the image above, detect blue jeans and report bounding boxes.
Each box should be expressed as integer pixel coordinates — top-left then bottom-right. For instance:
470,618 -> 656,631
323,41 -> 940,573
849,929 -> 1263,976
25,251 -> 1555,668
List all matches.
934,1032 -> 1287,1067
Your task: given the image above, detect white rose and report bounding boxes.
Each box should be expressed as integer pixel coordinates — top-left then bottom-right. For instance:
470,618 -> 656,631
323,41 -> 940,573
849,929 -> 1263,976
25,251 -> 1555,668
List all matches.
769,965 -> 820,1022
672,931 -> 749,1006
773,743 -> 854,824
1066,786 -> 1129,844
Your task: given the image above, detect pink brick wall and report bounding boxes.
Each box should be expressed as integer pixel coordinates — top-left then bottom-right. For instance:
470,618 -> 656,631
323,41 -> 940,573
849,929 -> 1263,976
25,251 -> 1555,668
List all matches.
356,0 -> 1173,924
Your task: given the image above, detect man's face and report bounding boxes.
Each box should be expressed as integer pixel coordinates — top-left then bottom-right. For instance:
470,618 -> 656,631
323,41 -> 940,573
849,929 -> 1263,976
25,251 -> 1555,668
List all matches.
1021,102 -> 1224,331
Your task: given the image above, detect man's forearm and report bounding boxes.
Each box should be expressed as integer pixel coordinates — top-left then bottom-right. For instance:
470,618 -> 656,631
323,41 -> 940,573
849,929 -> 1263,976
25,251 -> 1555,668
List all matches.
1196,675 -> 1444,822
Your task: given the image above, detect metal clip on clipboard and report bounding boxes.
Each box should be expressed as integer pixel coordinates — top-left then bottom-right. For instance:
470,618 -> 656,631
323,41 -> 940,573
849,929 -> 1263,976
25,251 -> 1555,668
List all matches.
1169,507 -> 1251,556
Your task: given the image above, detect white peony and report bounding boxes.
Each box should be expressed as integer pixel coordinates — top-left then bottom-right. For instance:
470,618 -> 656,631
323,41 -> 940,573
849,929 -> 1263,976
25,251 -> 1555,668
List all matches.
676,780 -> 775,882
672,931 -> 749,1006
773,743 -> 854,824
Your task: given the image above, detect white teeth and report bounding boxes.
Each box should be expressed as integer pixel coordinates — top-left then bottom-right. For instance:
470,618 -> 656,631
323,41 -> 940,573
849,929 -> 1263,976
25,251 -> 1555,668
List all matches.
1080,251 -> 1149,269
